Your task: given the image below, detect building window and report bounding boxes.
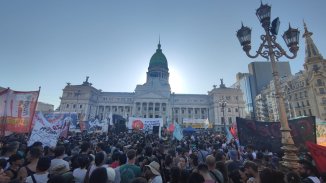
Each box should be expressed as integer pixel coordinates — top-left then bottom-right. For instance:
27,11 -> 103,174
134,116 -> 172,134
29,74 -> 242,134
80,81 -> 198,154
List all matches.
299,111 -> 302,116
306,100 -> 310,106
309,109 -> 312,116
228,117 -> 232,124
304,91 -> 308,97
235,108 -> 238,112
144,115 -> 146,118
320,88 -> 326,94
73,104 -> 76,109
155,115 -> 159,118
66,104 -> 69,108
80,105 -> 82,109
228,108 -> 231,112
182,109 -> 184,114
162,107 -> 166,111
301,101 -> 305,107
303,110 -> 307,116
155,107 -> 159,111
137,107 -> 140,111
317,79 -> 323,86
295,93 -> 298,99
149,114 -> 153,118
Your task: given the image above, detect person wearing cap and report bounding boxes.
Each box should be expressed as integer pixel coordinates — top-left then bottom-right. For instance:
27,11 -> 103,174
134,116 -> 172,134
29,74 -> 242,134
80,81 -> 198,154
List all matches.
145,161 -> 162,183
49,145 -> 70,175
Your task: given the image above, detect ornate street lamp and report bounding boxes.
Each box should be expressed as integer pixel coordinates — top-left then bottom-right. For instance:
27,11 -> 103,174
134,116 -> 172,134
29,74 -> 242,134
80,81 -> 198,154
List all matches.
236,3 -> 300,170
219,99 -> 227,132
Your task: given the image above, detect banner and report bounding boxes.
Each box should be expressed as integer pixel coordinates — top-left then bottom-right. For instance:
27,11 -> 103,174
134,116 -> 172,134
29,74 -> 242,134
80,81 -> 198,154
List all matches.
0,89 -> 39,134
182,118 -> 212,129
79,118 -> 108,133
28,112 -> 77,147
316,119 -> 326,146
0,89 -> 10,136
236,116 -> 316,152
306,141 -> 326,173
128,117 -> 163,137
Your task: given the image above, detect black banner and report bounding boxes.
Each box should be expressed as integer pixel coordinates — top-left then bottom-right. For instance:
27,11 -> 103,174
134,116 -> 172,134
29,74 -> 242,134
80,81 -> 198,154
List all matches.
236,116 -> 316,152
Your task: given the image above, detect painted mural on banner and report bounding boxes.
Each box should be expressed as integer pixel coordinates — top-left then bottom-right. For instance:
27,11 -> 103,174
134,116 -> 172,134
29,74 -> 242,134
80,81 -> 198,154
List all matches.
316,119 -> 326,146
128,117 -> 163,135
0,89 -> 39,135
236,116 -> 316,152
28,112 -> 77,147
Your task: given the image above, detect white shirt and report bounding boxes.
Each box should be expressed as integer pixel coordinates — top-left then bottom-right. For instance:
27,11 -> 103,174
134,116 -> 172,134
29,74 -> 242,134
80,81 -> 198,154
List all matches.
73,168 -> 87,183
150,175 -> 163,183
26,173 -> 49,183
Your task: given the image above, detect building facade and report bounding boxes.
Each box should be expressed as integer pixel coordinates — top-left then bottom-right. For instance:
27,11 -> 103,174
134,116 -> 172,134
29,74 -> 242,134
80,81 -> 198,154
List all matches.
36,102 -> 54,112
59,42 -> 246,130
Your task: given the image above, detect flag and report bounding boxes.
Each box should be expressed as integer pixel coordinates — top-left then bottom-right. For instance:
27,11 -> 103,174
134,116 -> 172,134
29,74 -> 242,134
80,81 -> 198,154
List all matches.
204,118 -> 209,129
173,123 -> 183,141
225,126 -> 234,143
0,88 -> 40,134
306,141 -> 326,173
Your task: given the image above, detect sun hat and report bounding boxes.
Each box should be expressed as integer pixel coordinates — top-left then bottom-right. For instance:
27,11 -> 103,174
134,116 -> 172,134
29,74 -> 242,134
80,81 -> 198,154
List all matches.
51,164 -> 70,175
145,161 -> 160,176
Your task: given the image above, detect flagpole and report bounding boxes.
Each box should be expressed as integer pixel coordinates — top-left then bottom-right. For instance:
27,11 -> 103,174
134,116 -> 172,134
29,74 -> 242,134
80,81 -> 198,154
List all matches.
27,87 -> 41,139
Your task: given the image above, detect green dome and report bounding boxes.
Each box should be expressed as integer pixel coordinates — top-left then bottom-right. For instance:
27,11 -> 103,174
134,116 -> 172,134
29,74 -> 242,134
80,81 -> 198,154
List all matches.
149,43 -> 168,70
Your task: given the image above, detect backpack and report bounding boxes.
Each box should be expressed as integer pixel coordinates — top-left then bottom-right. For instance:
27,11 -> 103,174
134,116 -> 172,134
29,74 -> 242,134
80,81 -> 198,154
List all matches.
120,165 -> 136,183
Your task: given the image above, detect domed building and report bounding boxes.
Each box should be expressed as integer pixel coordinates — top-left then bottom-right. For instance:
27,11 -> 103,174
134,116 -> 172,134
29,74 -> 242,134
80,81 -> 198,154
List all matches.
59,41 -> 246,132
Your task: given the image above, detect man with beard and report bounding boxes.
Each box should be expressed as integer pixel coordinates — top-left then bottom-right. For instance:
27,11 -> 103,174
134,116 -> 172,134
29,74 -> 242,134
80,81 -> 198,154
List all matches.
298,160 -> 320,183
243,161 -> 260,183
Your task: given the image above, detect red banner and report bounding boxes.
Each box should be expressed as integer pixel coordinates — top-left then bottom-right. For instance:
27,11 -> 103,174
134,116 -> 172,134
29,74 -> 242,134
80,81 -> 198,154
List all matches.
0,89 -> 40,134
0,89 -> 10,136
306,141 -> 326,173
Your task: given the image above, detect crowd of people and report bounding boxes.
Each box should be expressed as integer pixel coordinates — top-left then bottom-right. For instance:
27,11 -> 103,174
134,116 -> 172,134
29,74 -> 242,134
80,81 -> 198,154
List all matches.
0,129 -> 325,183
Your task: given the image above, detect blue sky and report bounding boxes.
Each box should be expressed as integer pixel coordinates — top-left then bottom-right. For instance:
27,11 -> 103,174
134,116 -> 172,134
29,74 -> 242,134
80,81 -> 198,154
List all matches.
1,0 -> 325,108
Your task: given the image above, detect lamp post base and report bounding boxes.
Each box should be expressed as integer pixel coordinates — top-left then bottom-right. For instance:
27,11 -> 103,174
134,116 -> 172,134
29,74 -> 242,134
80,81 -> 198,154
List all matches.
280,129 -> 300,170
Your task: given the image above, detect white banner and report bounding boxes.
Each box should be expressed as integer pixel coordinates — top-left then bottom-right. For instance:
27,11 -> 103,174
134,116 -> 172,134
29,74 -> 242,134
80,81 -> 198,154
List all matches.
28,112 -> 71,147
183,118 -> 209,124
128,117 -> 163,136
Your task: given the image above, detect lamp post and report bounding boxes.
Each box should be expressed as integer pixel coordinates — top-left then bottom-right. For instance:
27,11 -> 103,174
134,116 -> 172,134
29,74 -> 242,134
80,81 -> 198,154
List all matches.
236,3 -> 300,170
219,99 -> 227,133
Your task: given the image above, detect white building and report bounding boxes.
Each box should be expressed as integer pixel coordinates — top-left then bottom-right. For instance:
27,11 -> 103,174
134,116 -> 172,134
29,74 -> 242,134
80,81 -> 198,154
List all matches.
59,42 -> 246,130
36,102 -> 54,112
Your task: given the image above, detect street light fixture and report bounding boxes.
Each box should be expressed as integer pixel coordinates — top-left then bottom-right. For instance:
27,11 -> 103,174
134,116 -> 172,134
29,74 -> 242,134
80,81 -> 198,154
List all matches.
219,99 -> 227,132
236,3 -> 300,170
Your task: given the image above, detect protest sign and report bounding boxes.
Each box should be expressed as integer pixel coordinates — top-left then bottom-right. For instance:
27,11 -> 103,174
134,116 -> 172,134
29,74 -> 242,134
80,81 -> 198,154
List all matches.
28,112 -> 77,147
